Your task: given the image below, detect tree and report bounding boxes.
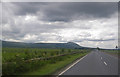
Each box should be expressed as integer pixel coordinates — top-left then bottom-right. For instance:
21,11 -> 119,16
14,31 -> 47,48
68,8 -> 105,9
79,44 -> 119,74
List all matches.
115,46 -> 118,49
97,47 -> 100,50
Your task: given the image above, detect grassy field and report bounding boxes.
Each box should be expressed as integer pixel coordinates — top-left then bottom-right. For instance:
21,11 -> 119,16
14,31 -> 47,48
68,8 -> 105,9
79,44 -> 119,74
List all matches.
101,49 -> 118,57
2,48 -> 91,75
24,53 -> 88,75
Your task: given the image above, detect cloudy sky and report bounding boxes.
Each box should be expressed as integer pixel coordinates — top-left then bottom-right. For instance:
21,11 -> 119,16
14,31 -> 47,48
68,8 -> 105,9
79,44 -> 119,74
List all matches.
1,2 -> 118,49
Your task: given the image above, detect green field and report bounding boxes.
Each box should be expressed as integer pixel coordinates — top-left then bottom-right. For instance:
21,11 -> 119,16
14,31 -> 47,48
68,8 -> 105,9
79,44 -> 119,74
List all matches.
101,49 -> 118,57
2,48 -> 91,75
101,49 -> 118,53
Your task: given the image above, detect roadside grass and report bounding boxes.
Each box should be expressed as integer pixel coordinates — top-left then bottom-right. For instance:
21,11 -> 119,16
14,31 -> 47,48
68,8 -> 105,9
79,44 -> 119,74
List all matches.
2,48 -> 91,75
2,48 -> 84,63
24,53 -> 88,75
101,49 -> 118,57
0,43 -> 1,76
101,50 -> 118,53
2,48 -> 61,62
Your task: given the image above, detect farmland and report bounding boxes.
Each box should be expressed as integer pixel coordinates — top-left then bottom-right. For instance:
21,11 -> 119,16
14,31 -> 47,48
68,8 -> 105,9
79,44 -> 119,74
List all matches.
2,48 -> 91,75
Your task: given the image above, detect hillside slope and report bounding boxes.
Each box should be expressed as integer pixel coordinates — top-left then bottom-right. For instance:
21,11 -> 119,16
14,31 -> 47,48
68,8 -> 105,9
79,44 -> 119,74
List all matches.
2,41 -> 83,49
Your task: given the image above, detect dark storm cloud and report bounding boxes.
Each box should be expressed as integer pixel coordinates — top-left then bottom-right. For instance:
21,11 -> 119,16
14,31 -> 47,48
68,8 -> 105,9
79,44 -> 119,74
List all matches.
4,2 -> 118,22
11,2 -> 47,15
43,2 -> 118,22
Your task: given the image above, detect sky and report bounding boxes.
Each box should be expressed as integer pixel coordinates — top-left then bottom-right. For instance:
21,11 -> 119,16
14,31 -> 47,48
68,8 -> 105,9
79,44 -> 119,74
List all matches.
1,2 -> 118,49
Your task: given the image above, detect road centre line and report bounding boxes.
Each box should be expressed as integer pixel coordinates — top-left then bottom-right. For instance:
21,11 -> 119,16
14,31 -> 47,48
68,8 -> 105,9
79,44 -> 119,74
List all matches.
104,61 -> 107,66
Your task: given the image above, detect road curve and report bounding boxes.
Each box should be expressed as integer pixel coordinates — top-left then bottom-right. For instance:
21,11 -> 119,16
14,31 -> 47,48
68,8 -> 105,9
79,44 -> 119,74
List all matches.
59,50 -> 118,75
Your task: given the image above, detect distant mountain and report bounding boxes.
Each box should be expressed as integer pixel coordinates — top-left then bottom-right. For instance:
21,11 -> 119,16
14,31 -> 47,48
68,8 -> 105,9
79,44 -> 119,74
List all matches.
2,41 -> 83,49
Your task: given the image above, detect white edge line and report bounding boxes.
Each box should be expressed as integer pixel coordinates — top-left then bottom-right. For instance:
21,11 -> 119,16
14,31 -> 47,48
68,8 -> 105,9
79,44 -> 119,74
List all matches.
57,54 -> 88,77
104,61 -> 107,66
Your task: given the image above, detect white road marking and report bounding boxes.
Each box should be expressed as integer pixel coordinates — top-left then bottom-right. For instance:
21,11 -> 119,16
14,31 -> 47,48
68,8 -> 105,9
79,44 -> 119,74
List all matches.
104,61 -> 107,66
101,57 -> 102,60
57,54 -> 88,76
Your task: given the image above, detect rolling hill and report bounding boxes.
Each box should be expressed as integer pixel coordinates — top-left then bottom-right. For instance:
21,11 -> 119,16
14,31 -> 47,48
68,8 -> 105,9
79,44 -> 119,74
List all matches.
2,41 -> 83,49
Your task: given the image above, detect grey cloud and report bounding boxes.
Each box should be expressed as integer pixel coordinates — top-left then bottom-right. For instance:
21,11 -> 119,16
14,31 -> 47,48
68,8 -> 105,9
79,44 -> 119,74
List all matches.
12,2 -> 47,15
2,2 -> 118,49
71,38 -> 116,43
86,38 -> 116,41
42,2 -> 118,22
3,2 -> 118,22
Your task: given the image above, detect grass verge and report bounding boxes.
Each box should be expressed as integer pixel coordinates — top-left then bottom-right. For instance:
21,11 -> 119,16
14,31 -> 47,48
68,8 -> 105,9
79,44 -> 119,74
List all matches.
24,52 -> 88,75
101,50 -> 118,57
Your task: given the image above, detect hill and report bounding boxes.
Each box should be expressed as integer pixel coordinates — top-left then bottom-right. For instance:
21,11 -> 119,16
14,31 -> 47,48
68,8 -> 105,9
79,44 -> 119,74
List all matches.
2,41 -> 83,49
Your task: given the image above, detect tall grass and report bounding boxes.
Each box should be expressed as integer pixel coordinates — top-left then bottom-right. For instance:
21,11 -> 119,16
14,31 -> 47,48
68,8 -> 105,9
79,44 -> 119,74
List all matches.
2,48 -> 90,75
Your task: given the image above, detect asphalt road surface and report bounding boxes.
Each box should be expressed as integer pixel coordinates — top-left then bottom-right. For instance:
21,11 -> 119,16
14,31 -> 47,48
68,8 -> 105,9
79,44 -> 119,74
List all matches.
60,50 -> 118,75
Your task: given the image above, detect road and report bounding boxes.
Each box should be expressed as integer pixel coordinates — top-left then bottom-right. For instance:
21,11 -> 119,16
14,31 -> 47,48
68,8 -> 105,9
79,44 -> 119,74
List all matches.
59,50 -> 118,75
